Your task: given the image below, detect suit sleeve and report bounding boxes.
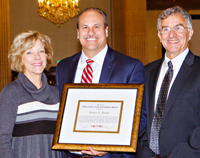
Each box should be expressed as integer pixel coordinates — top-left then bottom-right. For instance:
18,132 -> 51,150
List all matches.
128,60 -> 146,133
121,60 -> 147,158
55,62 -> 60,90
169,126 -> 200,158
55,61 -> 64,98
136,127 -> 155,158
127,60 -> 145,84
135,64 -> 157,158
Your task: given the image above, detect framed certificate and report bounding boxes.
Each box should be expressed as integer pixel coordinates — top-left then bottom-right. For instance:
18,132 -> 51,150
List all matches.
52,83 -> 144,152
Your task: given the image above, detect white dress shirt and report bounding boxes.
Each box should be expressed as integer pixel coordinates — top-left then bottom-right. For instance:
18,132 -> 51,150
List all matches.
154,48 -> 189,111
74,45 -> 108,83
71,45 -> 108,155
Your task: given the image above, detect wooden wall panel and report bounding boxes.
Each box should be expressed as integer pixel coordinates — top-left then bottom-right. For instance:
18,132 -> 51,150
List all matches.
111,0 -> 147,65
110,0 -> 125,54
124,0 -> 147,65
0,0 -> 11,92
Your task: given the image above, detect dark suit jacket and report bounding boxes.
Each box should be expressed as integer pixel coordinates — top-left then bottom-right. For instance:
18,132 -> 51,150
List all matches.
137,51 -> 200,158
56,46 -> 146,158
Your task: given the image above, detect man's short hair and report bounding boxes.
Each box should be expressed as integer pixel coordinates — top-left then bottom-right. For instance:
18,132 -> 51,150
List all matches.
157,6 -> 192,33
8,30 -> 53,72
77,7 -> 108,29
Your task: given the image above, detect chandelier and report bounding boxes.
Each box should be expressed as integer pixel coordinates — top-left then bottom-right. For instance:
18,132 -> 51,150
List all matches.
37,0 -> 80,26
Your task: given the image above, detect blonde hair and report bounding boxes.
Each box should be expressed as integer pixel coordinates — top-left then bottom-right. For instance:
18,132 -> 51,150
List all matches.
8,30 -> 53,72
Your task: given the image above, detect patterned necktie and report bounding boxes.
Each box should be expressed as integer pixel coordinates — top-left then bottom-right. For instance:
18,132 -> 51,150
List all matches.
149,61 -> 173,155
81,59 -> 94,83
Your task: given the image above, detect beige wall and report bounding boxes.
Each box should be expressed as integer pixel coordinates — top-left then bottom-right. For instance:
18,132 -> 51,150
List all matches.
10,0 -> 111,66
9,1 -> 200,67
146,10 -> 200,64
146,10 -> 162,64
189,10 -> 200,56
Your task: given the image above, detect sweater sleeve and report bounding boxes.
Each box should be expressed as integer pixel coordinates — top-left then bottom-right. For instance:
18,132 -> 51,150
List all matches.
0,83 -> 19,158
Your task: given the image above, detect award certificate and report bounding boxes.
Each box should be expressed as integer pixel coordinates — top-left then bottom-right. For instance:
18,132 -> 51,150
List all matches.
52,83 -> 144,152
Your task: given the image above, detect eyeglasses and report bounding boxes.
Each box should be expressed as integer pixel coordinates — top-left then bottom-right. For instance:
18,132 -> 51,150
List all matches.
160,25 -> 188,34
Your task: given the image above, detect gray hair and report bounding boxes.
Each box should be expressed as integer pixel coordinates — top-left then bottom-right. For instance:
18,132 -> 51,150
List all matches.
77,7 -> 108,29
157,6 -> 192,33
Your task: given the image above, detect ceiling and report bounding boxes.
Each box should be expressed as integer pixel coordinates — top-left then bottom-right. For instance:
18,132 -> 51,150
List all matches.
147,0 -> 200,10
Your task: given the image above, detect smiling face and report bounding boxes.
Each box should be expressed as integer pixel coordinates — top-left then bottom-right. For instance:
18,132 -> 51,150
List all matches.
158,14 -> 193,59
77,10 -> 108,58
22,39 -> 47,79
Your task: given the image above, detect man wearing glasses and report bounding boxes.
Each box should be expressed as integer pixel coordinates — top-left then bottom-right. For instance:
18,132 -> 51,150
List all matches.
137,6 -> 200,158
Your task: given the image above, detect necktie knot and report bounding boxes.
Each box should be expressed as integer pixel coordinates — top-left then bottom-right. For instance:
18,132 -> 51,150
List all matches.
168,61 -> 173,70
86,59 -> 94,65
168,61 -> 173,80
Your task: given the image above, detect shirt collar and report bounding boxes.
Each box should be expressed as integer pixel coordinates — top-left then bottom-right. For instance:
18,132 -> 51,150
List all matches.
80,44 -> 108,66
164,48 -> 189,69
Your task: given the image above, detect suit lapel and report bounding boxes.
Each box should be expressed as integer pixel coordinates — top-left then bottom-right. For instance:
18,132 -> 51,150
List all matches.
99,47 -> 115,83
161,51 -> 194,123
148,60 -> 163,125
68,47 -> 115,84
68,52 -> 81,83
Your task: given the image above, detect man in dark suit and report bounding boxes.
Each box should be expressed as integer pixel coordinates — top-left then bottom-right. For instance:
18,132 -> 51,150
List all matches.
137,6 -> 200,158
56,7 -> 146,158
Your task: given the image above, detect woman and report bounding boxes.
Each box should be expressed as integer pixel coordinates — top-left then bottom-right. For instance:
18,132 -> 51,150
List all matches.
0,30 -> 61,158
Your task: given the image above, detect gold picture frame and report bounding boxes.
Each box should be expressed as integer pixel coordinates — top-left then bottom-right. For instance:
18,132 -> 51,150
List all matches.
52,83 -> 144,152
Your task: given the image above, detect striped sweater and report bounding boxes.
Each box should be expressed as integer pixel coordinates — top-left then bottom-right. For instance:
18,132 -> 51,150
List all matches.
0,73 -> 61,158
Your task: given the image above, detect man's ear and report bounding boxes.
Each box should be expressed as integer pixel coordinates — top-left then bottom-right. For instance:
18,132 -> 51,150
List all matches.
158,32 -> 161,42
105,26 -> 108,37
77,29 -> 79,39
188,29 -> 194,41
